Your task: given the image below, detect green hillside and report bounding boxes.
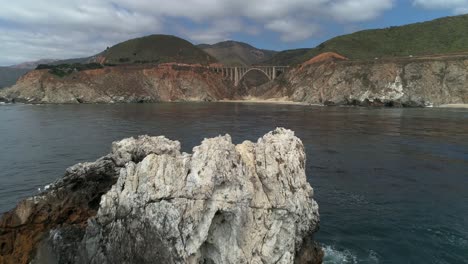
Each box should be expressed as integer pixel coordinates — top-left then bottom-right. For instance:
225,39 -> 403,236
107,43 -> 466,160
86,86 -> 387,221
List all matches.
262,48 -> 311,65
198,41 -> 277,66
102,34 -> 217,65
266,14 -> 468,65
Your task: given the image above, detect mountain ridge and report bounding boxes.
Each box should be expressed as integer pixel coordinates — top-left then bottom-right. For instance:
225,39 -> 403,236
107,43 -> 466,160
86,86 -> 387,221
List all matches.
197,40 -> 277,66
0,67 -> 29,89
10,59 -> 59,69
266,14 -> 468,65
99,34 -> 217,65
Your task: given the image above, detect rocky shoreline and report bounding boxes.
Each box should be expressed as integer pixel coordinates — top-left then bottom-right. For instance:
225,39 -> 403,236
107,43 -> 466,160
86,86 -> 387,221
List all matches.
0,128 -> 322,264
251,55 -> 468,107
1,55 -> 467,107
0,64 -> 237,104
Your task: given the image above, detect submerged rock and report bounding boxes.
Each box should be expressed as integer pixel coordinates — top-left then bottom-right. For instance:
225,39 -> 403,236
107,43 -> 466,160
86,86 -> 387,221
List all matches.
0,128 -> 321,264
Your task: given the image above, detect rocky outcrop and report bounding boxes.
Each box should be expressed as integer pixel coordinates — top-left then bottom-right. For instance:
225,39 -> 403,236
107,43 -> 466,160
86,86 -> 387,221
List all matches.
251,55 -> 468,107
0,64 -> 235,104
0,135 -> 172,263
0,128 -> 321,264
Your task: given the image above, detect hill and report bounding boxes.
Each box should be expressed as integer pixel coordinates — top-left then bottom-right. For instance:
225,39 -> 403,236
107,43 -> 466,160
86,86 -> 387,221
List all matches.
0,67 -> 29,88
263,48 -> 311,65
100,34 -> 217,65
198,41 -> 277,66
51,57 -> 95,65
1,59 -> 58,88
267,14 -> 468,65
11,59 -> 58,69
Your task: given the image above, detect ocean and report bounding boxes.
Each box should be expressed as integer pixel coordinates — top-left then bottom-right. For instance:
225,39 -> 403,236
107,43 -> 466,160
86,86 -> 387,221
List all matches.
0,103 -> 467,263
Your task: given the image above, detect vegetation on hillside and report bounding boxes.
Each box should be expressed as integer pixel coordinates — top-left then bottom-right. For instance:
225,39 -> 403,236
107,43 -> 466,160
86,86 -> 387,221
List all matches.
266,14 -> 468,65
36,63 -> 104,77
102,34 -> 217,65
262,49 -> 311,65
198,41 -> 277,66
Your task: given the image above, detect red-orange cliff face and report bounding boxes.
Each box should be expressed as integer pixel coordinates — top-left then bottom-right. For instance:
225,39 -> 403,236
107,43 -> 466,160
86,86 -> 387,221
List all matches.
0,64 -> 236,104
300,52 -> 347,69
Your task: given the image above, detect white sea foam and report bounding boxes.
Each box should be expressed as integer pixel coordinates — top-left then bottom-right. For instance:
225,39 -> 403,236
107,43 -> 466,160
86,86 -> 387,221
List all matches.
37,184 -> 52,193
323,245 -> 358,264
322,245 -> 380,264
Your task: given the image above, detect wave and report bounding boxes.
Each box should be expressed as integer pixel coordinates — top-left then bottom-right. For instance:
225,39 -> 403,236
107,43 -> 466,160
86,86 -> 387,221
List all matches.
322,245 -> 380,264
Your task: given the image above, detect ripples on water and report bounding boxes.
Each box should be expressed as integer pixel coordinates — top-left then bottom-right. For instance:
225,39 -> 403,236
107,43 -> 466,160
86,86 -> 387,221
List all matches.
0,103 -> 467,263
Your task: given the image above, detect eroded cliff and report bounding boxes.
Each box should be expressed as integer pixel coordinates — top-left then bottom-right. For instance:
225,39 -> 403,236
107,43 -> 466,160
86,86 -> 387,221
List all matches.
251,55 -> 468,107
0,128 -> 322,264
0,64 -> 235,104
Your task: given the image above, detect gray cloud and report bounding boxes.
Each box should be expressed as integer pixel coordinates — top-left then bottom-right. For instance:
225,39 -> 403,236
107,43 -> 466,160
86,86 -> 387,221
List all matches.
0,0 -> 395,65
180,18 -> 247,44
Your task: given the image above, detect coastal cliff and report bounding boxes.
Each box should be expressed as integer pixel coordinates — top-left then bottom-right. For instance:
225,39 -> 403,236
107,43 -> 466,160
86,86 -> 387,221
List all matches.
0,128 -> 322,264
251,54 -> 468,107
0,64 -> 235,104
2,54 -> 467,107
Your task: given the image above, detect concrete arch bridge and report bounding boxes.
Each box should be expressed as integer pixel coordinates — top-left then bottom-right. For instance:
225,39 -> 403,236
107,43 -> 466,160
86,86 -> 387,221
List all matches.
210,66 -> 289,86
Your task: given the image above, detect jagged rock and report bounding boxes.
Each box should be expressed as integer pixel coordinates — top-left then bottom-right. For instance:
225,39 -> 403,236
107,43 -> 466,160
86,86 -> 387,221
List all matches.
0,129 -> 321,264
0,96 -> 9,103
0,136 -> 180,263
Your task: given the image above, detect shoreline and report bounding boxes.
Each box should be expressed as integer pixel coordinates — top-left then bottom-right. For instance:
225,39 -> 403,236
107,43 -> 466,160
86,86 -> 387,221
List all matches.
438,104 -> 468,109
220,99 -> 321,106
2,98 -> 468,109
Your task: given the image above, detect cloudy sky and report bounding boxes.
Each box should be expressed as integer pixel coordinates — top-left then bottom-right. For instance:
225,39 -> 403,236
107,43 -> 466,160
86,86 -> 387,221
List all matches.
0,0 -> 466,65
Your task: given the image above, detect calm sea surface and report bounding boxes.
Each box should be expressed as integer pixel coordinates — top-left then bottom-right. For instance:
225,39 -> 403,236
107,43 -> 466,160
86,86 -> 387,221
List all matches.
0,103 -> 467,263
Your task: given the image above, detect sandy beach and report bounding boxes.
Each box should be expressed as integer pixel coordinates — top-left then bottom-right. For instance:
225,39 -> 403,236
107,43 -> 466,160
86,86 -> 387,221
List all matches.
438,104 -> 468,108
220,97 -> 321,106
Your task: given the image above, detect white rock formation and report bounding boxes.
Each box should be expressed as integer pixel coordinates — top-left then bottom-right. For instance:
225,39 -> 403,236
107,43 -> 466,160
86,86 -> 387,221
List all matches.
80,128 -> 320,264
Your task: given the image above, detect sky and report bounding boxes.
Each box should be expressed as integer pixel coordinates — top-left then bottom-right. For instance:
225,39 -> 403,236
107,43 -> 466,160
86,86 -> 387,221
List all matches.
0,0 -> 466,66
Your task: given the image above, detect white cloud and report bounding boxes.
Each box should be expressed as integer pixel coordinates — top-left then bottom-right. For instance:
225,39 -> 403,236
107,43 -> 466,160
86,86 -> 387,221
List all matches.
266,19 -> 320,42
181,19 -> 246,44
0,0 -> 395,65
413,0 -> 468,14
329,0 -> 394,21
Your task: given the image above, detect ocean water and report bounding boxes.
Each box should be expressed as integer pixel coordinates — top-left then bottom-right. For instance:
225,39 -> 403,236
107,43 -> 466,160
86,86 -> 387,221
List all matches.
0,103 -> 467,263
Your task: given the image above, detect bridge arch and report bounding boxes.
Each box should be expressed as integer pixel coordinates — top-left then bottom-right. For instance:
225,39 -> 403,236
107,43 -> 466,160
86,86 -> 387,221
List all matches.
210,66 -> 289,87
237,68 -> 272,86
